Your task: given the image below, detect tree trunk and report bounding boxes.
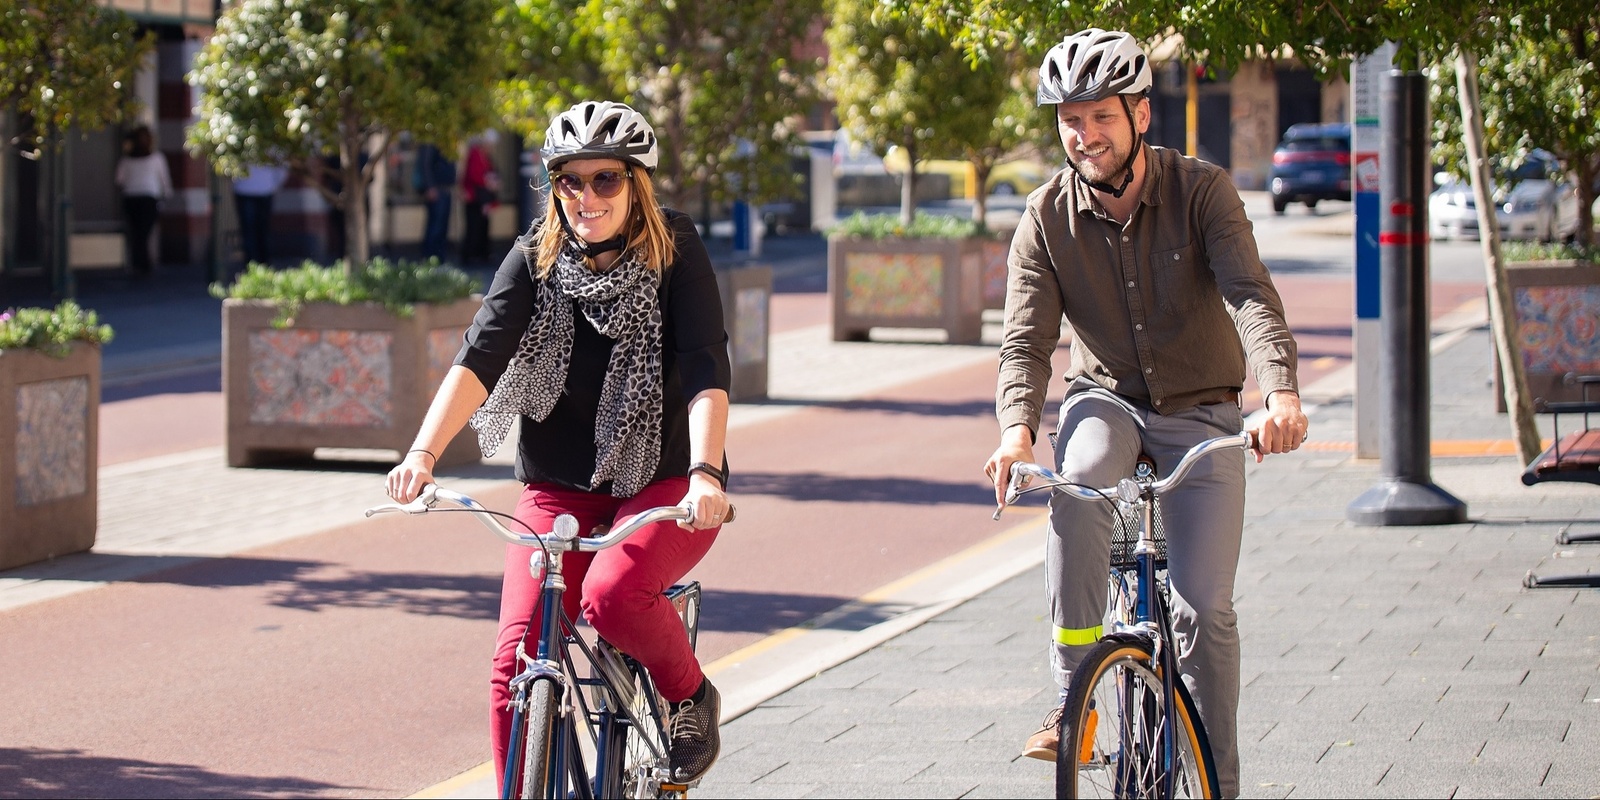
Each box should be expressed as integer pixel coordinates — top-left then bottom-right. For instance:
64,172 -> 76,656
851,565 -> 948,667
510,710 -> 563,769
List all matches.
900,139 -> 917,229
1456,50 -> 1542,464
972,161 -> 991,228
341,96 -> 369,270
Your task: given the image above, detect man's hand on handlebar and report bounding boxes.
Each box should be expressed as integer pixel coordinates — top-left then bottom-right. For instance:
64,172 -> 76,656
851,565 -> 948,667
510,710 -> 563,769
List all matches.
1246,390 -> 1310,463
985,423 -> 1037,511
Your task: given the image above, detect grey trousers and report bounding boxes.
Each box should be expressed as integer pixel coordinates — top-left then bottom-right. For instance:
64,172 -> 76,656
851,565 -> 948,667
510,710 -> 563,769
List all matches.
1047,380 -> 1245,798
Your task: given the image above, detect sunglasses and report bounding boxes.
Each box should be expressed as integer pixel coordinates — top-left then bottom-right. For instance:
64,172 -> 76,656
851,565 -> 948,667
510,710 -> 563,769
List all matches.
549,169 -> 631,200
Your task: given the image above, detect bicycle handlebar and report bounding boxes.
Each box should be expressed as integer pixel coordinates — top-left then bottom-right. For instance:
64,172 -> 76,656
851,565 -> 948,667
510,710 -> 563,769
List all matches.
363,484 -> 733,551
1001,430 -> 1255,512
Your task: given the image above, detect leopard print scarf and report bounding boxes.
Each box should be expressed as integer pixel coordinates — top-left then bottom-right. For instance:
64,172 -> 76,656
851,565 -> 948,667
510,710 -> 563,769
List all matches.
469,244 -> 664,497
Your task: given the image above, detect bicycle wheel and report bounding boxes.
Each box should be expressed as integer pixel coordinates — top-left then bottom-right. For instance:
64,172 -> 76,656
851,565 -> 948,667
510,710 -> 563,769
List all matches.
519,678 -> 561,799
620,659 -> 682,798
1056,638 -> 1218,799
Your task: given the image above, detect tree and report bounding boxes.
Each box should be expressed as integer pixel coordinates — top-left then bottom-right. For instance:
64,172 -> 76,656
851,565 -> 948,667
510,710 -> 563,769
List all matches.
187,0 -> 502,267
826,0 -> 1014,228
499,0 -> 824,214
1430,9 -> 1600,247
954,70 -> 1053,227
0,0 -> 152,296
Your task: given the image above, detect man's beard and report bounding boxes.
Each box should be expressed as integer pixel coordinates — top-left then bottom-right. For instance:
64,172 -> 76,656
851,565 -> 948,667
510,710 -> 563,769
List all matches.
1067,142 -> 1127,184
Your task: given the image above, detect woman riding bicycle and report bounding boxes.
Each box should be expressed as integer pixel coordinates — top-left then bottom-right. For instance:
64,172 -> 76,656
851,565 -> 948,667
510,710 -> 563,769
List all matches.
386,100 -> 732,790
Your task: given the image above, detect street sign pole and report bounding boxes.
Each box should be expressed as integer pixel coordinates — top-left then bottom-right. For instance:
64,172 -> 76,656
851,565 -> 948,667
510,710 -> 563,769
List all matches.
1350,43 -> 1392,460
1347,70 -> 1467,527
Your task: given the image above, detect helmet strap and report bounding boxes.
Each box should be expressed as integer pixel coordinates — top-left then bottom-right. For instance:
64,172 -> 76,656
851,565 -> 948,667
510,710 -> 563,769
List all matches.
553,201 -> 627,258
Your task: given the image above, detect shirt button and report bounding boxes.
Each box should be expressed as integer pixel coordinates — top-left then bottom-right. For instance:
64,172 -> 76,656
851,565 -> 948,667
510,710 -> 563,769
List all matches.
1135,323 -> 1144,331
1145,367 -> 1153,374
1127,281 -> 1135,288
1122,235 -> 1130,242
1155,399 -> 1163,406
1172,253 -> 1181,261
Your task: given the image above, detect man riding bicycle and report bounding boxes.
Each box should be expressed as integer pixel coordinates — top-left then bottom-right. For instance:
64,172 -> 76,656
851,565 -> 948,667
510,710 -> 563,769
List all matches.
983,28 -> 1309,798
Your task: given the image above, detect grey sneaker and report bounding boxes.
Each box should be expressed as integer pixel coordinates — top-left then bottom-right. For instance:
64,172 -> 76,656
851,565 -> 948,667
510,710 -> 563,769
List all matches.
667,679 -> 721,783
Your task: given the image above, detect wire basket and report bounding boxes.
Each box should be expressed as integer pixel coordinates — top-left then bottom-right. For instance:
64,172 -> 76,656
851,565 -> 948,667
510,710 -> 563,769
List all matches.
1110,497 -> 1166,569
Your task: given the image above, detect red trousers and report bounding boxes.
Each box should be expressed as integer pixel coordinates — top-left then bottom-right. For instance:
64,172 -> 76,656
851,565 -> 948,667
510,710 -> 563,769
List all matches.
490,478 -> 718,781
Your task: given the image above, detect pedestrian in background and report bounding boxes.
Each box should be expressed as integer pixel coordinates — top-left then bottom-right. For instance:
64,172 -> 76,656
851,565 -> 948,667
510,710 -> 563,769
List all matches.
386,100 -> 732,792
414,142 -> 457,261
113,125 -> 172,279
460,131 -> 501,266
232,163 -> 288,267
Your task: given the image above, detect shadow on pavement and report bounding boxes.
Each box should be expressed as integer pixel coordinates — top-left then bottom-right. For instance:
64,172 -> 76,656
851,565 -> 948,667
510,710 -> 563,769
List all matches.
732,470 -> 1004,508
742,397 -> 993,419
0,746 -> 361,799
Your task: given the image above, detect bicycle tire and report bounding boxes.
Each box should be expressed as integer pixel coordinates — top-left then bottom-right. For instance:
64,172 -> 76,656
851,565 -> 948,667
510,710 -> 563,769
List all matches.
1056,638 -> 1218,799
519,678 -> 561,799
621,660 -> 681,798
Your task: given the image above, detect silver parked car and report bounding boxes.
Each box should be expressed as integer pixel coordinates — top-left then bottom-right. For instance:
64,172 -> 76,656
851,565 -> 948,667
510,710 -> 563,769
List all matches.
1429,150 -> 1581,242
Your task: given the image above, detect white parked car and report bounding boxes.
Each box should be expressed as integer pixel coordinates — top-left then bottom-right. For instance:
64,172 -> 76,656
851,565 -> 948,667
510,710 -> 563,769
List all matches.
1429,150 -> 1582,242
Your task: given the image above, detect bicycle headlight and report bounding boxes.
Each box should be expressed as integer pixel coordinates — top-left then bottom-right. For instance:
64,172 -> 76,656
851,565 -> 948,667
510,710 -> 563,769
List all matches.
552,513 -> 580,542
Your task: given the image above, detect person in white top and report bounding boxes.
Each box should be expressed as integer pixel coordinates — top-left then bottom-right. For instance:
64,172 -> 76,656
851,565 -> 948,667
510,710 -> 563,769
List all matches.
113,125 -> 172,277
232,163 -> 289,267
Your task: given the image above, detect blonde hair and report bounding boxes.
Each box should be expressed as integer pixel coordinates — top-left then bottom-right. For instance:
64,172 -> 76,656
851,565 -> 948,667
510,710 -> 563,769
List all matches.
528,168 -> 676,276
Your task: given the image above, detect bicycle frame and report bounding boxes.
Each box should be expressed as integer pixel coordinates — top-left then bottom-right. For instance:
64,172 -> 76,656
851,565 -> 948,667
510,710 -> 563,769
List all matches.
1005,431 -> 1250,799
365,486 -> 706,800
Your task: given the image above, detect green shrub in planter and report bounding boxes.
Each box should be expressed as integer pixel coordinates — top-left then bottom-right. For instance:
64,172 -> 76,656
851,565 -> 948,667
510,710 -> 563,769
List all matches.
1503,241 -> 1600,263
827,211 -> 990,241
0,301 -> 115,356
210,257 -> 481,328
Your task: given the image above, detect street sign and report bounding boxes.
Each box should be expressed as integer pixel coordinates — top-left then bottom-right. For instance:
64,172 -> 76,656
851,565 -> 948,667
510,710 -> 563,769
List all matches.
1352,42 -> 1395,460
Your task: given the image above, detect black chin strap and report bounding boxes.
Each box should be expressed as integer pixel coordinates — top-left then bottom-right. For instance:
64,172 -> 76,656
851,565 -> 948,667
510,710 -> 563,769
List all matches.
554,202 -> 627,258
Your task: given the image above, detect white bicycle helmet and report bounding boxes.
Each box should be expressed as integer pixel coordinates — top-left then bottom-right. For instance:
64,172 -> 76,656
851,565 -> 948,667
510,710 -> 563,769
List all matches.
541,101 -> 659,173
1036,29 -> 1152,105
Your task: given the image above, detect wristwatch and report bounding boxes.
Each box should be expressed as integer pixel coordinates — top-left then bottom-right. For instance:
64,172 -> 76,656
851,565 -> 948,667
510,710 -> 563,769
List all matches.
688,461 -> 726,488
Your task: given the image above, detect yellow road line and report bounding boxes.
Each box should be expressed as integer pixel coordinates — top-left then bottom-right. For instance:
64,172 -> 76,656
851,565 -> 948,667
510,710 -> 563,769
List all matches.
410,761 -> 494,799
705,508 -> 1047,676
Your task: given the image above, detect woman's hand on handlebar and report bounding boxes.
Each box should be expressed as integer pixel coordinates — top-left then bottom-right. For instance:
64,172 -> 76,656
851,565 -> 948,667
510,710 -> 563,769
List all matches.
680,473 -> 732,530
386,450 -> 437,503
985,424 -> 1037,509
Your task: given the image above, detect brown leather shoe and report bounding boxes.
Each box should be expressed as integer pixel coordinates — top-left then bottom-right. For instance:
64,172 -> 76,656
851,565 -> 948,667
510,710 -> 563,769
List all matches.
1022,704 -> 1064,761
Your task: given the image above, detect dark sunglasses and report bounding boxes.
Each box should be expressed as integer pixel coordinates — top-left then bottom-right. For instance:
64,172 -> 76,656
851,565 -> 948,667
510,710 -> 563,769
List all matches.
549,169 -> 631,199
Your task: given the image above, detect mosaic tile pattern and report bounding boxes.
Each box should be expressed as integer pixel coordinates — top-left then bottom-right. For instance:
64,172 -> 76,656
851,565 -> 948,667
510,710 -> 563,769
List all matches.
982,239 -> 1010,308
1515,285 -> 1600,373
428,327 -> 464,388
733,287 -> 768,367
248,329 -> 393,426
843,251 -> 943,318
15,377 -> 89,507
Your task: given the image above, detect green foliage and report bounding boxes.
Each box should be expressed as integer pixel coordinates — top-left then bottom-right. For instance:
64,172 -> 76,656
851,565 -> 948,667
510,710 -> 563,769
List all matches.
896,0 -> 1487,77
1430,9 -> 1600,245
211,258 -> 481,328
826,211 -> 988,240
0,0 -> 153,153
187,0 -> 502,263
827,0 -> 1025,226
0,301 -> 114,357
1503,240 -> 1600,263
499,0 -> 825,211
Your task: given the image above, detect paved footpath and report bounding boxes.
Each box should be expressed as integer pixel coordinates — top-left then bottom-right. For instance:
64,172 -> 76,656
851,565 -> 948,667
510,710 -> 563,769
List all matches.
694,321 -> 1600,799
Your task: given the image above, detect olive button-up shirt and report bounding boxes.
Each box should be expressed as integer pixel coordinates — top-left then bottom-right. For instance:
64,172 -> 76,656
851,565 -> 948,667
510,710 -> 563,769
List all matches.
997,145 -> 1299,437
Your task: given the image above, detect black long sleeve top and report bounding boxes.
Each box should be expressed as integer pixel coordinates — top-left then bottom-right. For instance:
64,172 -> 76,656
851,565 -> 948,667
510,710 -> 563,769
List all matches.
454,210 -> 731,494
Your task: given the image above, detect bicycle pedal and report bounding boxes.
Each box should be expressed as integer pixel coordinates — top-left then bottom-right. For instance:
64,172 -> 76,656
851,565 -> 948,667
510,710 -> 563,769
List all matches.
658,781 -> 690,792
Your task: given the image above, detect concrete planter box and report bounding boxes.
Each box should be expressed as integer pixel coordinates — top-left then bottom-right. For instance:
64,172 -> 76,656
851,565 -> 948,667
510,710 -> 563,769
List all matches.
828,236 -> 985,344
717,264 -> 772,402
0,343 -> 99,570
980,230 -> 1015,311
223,297 -> 482,467
1492,260 -> 1600,411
